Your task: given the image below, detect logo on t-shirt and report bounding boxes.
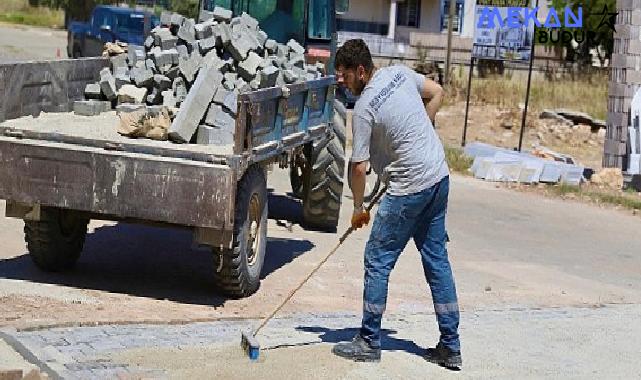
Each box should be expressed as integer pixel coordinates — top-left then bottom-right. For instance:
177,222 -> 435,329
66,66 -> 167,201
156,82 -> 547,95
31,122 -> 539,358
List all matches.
368,72 -> 407,112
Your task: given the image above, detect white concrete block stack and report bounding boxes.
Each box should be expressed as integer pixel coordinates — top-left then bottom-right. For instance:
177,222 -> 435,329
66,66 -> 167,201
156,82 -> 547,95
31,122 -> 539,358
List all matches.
74,6 -> 327,145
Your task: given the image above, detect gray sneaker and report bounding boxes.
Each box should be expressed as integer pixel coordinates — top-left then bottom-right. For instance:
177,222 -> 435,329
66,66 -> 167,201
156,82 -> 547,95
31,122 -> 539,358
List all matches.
332,334 -> 381,362
424,342 -> 462,369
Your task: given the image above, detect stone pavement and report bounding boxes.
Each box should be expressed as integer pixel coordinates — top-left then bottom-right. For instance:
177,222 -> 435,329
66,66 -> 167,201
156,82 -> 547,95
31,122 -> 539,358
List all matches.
2,304 -> 641,379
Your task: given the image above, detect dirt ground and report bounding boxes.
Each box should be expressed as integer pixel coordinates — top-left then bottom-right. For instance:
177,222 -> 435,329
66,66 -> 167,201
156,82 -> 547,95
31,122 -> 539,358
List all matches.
435,102 -> 605,171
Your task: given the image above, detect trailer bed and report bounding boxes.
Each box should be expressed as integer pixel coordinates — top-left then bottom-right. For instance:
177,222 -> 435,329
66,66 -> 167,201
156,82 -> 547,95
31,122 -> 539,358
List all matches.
0,111 -> 235,157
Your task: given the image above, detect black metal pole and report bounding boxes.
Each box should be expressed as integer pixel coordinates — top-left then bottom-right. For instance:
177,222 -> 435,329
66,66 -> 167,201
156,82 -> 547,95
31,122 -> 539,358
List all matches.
462,56 -> 474,147
518,3 -> 538,152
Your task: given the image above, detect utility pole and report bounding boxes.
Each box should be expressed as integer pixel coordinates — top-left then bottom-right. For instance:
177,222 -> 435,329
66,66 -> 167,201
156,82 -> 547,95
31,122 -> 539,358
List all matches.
444,0 -> 456,85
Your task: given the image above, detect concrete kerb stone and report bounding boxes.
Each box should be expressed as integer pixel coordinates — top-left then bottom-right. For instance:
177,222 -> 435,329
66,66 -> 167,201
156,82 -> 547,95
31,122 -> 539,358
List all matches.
199,36 -> 217,54
213,88 -> 238,115
127,45 -> 145,67
195,24 -> 212,40
162,90 -> 177,108
170,13 -> 184,27
168,67 -> 223,143
240,12 -> 259,30
74,100 -> 111,116
256,30 -> 268,47
289,53 -> 305,69
145,35 -> 154,49
160,11 -> 172,26
99,68 -> 117,100
228,33 -> 253,61
173,77 -> 188,103
276,44 -> 289,59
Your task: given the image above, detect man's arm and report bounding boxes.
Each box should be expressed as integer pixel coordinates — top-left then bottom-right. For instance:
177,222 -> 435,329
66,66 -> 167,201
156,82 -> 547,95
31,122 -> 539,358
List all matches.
420,78 -> 445,123
350,161 -> 368,208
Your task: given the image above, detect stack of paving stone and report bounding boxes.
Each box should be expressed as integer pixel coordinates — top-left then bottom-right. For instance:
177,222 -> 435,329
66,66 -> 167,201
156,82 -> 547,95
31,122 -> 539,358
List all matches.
74,6 -> 326,145
606,0 -> 641,169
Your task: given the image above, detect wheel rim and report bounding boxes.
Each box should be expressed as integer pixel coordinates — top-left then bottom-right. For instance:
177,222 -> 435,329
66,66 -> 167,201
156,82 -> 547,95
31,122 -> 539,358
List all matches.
246,193 -> 262,266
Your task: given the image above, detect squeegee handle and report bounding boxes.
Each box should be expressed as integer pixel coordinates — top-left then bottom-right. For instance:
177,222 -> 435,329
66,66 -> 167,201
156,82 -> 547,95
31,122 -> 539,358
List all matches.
253,188 -> 387,336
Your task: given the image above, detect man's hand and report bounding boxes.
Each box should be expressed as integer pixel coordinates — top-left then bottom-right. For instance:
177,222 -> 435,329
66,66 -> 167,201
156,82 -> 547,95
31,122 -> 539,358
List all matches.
351,204 -> 370,230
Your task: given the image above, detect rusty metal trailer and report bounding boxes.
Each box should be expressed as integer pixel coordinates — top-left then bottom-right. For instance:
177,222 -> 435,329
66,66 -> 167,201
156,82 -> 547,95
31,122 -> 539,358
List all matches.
0,58 -> 346,297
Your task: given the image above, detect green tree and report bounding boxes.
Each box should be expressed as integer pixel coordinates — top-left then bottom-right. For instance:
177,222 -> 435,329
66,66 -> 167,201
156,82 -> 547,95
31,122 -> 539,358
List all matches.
169,0 -> 199,19
548,0 -> 615,66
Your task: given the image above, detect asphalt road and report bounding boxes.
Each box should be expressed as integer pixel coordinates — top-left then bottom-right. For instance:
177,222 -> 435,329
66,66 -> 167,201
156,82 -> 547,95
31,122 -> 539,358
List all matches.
0,23 -> 67,63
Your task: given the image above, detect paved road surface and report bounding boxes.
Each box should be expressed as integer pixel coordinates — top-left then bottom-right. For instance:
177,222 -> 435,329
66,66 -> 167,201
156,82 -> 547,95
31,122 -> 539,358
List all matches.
0,23 -> 67,63
1,171 -> 640,378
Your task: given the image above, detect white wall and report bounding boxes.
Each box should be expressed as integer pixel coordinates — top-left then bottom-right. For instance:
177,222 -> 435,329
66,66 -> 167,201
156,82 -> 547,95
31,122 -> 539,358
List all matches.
337,0 -> 388,24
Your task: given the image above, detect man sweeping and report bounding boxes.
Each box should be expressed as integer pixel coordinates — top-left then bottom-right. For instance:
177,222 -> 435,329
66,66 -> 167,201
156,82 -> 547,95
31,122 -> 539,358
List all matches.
331,39 -> 462,369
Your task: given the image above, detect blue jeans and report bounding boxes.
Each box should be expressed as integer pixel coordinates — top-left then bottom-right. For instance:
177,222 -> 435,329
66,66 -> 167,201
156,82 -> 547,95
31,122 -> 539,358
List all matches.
360,176 -> 460,351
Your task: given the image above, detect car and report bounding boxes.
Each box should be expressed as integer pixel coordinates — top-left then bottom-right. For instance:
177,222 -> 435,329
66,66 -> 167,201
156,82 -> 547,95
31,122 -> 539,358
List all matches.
68,5 -> 159,58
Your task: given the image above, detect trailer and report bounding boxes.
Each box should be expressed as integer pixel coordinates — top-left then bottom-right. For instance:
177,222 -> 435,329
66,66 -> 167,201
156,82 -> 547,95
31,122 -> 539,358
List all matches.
0,58 -> 346,297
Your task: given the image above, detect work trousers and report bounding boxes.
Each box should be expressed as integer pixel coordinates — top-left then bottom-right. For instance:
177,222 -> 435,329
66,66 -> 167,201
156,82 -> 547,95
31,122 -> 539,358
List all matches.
360,176 -> 460,351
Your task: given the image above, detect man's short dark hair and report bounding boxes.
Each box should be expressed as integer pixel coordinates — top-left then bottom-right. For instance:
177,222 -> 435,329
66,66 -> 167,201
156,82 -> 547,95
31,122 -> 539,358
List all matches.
335,39 -> 373,72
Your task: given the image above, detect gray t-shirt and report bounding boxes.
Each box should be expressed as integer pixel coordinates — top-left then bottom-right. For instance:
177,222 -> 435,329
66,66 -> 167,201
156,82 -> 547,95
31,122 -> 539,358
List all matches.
351,65 -> 449,196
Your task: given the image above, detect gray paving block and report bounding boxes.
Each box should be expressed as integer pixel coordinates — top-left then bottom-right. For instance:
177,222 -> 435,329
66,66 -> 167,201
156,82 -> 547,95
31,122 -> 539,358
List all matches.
289,53 -> 305,69
205,103 -> 223,125
224,72 -> 237,83
199,10 -> 215,23
84,83 -> 102,99
250,77 -> 260,90
265,39 -> 278,54
145,58 -> 156,73
199,36 -> 217,54
178,18 -> 196,43
238,51 -> 262,81
213,6 -> 232,22
256,30 -> 268,46
195,23 -> 212,40
287,39 -> 305,55
99,68 -> 117,100
147,88 -> 163,105
276,70 -> 286,86
213,88 -> 238,115
145,35 -> 154,49
74,100 -> 111,116
127,45 -> 145,67
153,28 -> 177,50
114,70 -> 131,89
260,65 -> 279,88
160,11 -> 172,26
235,77 -> 251,93
228,33 -> 253,61
223,79 -> 235,90
110,54 -> 128,71
169,66 -> 223,142
173,77 -> 188,102
132,66 -> 154,87
276,43 -> 289,58
118,84 -> 148,104
176,44 -> 189,59
275,55 -> 288,68
152,47 -> 173,67
162,90 -> 177,108
154,74 -> 172,91
240,12 -> 259,29
170,13 -> 184,27
179,52 -> 204,83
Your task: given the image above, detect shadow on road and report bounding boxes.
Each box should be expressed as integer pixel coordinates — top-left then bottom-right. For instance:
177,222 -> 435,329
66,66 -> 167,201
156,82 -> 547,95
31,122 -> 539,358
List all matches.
0,219 -> 314,306
295,326 -> 426,358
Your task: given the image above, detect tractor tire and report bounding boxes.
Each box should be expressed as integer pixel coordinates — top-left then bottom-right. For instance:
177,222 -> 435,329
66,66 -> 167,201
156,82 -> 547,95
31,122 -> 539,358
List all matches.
213,165 -> 268,297
24,207 -> 89,272
301,111 -> 346,232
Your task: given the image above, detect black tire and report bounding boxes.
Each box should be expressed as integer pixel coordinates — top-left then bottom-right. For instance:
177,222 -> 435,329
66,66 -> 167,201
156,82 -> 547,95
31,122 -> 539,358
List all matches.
213,165 -> 268,297
301,111 -> 346,232
24,207 -> 89,272
289,150 -> 307,199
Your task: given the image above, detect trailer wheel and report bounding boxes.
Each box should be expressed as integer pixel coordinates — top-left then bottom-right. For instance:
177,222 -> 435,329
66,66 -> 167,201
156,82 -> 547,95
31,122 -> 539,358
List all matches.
213,165 -> 268,297
24,208 -> 89,272
301,112 -> 346,232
